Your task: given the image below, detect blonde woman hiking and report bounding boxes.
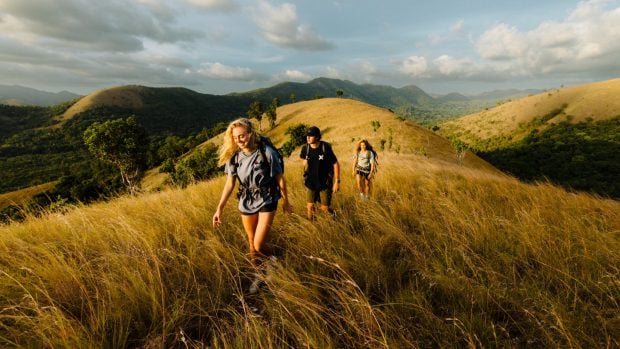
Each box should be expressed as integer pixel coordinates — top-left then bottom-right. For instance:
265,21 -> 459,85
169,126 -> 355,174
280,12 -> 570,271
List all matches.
213,118 -> 293,292
352,139 -> 376,199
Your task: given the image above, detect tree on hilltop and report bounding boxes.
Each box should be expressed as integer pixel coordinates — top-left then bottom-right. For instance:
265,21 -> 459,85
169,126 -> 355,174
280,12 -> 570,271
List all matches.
247,100 -> 263,129
83,117 -> 149,194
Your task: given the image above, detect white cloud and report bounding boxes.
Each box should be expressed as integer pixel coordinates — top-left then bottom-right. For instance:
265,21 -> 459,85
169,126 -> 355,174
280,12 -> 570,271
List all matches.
280,69 -> 311,81
472,0 -> 620,77
399,56 -> 428,77
185,0 -> 237,11
0,0 -> 201,52
322,66 -> 341,79
195,62 -> 260,80
434,55 -> 477,76
450,19 -> 465,33
476,23 -> 528,60
255,0 -> 334,51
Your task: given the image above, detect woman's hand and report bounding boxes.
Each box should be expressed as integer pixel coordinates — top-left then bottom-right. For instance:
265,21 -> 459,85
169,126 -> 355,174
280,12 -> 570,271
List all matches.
212,209 -> 222,227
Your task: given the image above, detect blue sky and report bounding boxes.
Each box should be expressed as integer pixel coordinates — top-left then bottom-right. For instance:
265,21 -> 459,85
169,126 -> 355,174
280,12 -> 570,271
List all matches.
1,0 -> 619,95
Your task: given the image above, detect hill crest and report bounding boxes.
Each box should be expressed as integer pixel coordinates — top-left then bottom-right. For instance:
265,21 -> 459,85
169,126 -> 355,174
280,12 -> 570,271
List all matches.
58,85 -> 147,122
142,98 -> 499,190
440,77 -> 620,143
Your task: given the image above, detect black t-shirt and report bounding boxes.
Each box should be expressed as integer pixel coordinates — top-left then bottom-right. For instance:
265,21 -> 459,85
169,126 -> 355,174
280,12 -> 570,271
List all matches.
299,141 -> 338,190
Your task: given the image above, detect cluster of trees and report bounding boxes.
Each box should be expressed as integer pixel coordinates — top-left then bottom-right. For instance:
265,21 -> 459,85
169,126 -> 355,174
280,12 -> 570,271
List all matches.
479,117 -> 620,198
247,98 -> 280,130
280,124 -> 309,157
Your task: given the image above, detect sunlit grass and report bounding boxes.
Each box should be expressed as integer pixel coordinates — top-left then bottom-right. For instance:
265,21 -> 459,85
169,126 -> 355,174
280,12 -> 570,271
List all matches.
1,154 -> 618,347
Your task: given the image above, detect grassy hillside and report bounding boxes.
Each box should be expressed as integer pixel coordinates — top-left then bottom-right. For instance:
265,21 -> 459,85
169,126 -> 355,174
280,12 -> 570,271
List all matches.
438,78 -> 620,198
0,79 -> 508,197
439,78 -> 620,148
143,98 -> 498,190
0,150 -> 618,347
0,182 -> 56,208
270,98 -> 494,171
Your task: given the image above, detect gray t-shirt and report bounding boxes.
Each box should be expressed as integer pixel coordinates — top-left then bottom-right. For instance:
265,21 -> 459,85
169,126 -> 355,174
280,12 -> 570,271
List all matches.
355,150 -> 375,171
225,146 -> 282,214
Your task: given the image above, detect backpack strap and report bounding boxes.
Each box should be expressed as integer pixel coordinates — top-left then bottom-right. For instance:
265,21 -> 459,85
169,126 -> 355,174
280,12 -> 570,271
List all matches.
236,139 -> 279,195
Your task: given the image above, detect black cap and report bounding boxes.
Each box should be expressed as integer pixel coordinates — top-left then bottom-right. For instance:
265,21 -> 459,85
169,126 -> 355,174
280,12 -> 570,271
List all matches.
306,126 -> 321,137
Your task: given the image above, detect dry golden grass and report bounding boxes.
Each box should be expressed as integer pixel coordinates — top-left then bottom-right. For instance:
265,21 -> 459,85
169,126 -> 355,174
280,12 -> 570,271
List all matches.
54,85 -> 145,124
0,182 -> 55,210
441,77 -> 620,142
1,150 -> 618,347
268,98 -> 495,172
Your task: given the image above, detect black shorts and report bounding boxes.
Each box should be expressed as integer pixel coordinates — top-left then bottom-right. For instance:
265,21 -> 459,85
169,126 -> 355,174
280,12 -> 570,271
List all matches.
356,169 -> 371,179
306,187 -> 332,206
240,201 -> 278,215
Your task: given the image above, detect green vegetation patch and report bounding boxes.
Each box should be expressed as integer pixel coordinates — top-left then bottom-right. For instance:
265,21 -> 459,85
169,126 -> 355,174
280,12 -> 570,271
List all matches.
479,117 -> 620,198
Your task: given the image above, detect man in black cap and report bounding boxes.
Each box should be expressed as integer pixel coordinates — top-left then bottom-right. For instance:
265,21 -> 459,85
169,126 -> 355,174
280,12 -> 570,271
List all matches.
299,126 -> 340,220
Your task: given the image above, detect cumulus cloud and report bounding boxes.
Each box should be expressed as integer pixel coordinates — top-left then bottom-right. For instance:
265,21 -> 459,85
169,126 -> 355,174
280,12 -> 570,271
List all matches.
400,0 -> 620,83
399,56 -> 428,77
255,0 -> 334,50
279,69 -> 311,81
0,0 -> 201,52
195,62 -> 262,81
433,55 -> 478,76
185,0 -> 238,11
476,23 -> 528,60
475,0 -> 620,75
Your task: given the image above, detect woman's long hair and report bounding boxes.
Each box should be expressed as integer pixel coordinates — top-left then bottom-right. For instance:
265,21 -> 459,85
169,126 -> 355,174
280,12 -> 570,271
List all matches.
354,139 -> 373,153
218,118 -> 259,166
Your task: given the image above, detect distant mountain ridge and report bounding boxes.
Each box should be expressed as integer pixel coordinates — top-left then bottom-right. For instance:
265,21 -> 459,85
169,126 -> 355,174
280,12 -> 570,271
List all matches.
229,77 -> 435,108
0,85 -> 80,106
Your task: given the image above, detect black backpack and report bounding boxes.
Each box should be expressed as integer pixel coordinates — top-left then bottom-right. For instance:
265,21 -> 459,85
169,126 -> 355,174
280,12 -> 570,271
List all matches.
258,136 -> 284,174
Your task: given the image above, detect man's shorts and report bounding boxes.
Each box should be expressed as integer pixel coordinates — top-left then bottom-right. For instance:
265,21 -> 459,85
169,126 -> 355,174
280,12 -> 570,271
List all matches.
306,187 -> 332,206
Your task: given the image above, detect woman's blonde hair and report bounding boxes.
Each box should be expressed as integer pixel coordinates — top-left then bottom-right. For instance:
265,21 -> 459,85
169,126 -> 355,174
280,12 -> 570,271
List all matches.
355,139 -> 373,153
218,118 -> 259,166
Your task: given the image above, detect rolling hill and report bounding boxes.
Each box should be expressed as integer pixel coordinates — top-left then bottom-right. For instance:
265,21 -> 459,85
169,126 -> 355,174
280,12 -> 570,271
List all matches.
142,97 -> 498,190
439,78 -> 620,147
1,78 -> 499,199
438,77 -> 620,198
